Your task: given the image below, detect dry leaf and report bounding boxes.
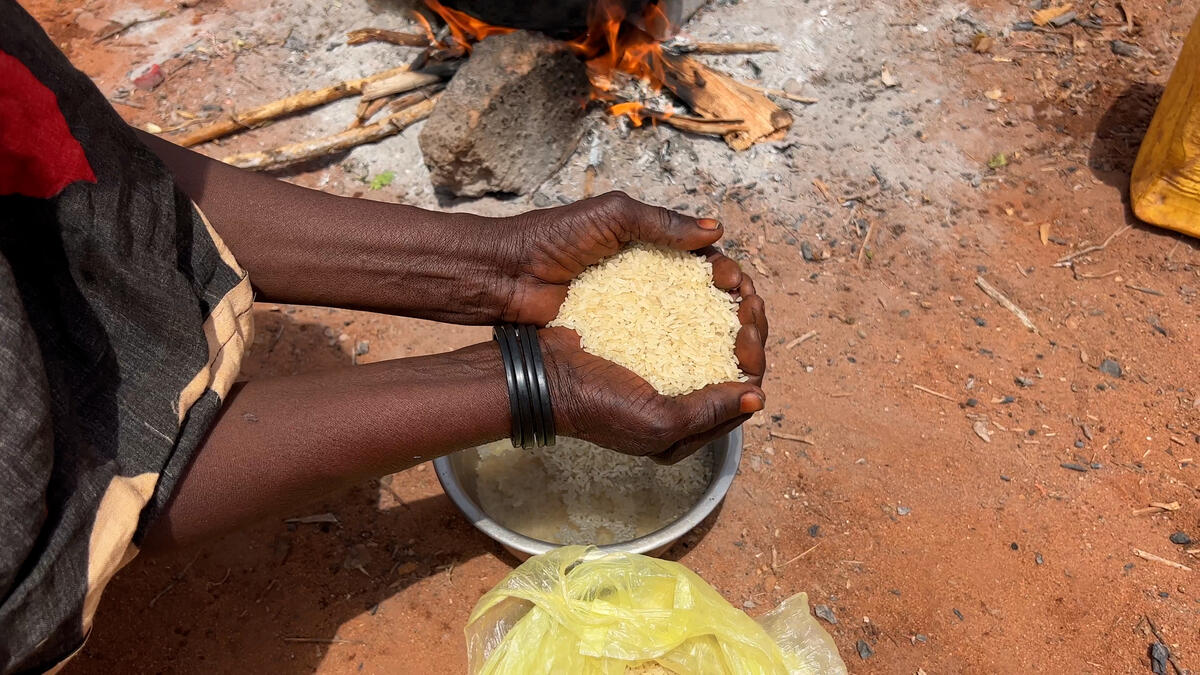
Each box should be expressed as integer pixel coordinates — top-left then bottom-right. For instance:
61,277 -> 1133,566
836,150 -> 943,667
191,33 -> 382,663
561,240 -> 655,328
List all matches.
972,420 -> 992,443
1039,222 -> 1050,246
144,122 -> 163,134
881,66 -> 900,88
972,34 -> 995,53
984,88 -> 1003,100
1032,5 -> 1074,26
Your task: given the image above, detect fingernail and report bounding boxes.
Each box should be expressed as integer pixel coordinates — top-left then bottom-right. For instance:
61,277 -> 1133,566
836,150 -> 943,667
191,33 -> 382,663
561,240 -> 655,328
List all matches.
697,218 -> 720,230
739,392 -> 765,414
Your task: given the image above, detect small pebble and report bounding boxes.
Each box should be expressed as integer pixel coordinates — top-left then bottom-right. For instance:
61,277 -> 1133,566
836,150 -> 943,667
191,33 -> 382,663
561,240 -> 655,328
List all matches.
999,395 -> 1015,404
913,634 -> 928,644
1035,553 -> 1044,565
953,608 -> 964,621
1110,39 -> 1142,57
1170,532 -> 1193,546
1015,376 -> 1034,388
856,640 -> 874,660
897,505 -> 912,516
801,241 -> 816,262
809,524 -> 822,538
814,604 -> 837,624
1158,591 -> 1170,599
973,316 -> 987,327
1000,474 -> 1011,482
1089,462 -> 1102,470
1074,439 -> 1085,448
1099,358 -> 1123,378
1060,462 -> 1089,472
965,397 -> 979,407
1010,542 -> 1019,551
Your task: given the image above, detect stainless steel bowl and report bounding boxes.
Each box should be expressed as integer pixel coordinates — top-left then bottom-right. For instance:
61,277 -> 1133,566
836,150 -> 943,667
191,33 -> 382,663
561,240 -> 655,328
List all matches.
434,428 -> 743,560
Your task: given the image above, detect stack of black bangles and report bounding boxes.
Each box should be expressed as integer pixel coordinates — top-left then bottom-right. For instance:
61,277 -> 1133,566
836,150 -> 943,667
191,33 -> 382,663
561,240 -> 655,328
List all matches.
493,324 -> 556,449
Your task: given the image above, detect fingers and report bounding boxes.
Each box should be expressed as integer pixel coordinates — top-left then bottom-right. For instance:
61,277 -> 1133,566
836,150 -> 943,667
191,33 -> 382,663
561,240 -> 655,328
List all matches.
595,191 -> 722,252
665,380 -> 763,447
738,293 -> 768,344
650,414 -> 751,465
698,246 -> 743,290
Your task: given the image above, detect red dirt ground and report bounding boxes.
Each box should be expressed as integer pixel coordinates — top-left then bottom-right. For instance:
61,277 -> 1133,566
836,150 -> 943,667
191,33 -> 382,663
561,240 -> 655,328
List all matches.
22,0 -> 1200,672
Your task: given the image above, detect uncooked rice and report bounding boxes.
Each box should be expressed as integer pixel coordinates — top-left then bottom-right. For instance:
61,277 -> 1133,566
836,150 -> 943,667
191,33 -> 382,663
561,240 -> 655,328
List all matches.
473,437 -> 714,545
549,244 -> 743,396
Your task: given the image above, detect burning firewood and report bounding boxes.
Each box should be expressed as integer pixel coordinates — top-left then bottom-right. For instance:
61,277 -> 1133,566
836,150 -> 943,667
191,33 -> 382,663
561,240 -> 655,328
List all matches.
222,94 -> 441,171
176,65 -> 414,147
661,54 -> 792,150
345,28 -> 430,47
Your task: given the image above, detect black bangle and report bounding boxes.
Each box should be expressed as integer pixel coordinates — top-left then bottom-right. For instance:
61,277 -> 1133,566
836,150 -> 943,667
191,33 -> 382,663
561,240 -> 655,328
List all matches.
493,325 -> 523,448
524,327 -> 556,447
515,325 -> 545,448
494,323 -> 556,449
497,325 -> 535,448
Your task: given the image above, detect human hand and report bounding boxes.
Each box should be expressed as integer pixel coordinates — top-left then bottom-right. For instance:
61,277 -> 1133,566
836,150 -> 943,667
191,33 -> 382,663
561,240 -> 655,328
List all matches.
496,191 -> 746,325
539,274 -> 768,464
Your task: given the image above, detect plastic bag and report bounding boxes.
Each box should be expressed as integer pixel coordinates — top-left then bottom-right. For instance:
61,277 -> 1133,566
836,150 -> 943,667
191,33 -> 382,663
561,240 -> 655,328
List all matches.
465,546 -> 846,674
1131,11 -> 1200,238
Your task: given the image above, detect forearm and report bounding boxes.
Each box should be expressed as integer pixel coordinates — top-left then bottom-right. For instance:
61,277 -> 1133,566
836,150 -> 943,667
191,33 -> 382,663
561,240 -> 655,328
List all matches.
145,342 -> 509,550
137,130 -> 514,323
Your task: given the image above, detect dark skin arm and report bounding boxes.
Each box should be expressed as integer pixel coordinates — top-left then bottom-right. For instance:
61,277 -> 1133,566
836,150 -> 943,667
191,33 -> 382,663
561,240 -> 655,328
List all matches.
138,132 -> 769,550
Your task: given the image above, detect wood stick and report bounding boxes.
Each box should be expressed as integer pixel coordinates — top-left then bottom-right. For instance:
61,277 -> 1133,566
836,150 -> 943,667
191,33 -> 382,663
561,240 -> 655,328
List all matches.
785,330 -> 817,349
913,384 -> 954,401
361,71 -> 445,101
770,431 -> 814,445
177,66 -> 411,147
856,216 -> 877,265
347,96 -> 392,130
661,53 -> 792,150
222,94 -> 440,171
387,83 -> 444,111
687,41 -> 780,54
648,111 -> 746,136
1053,225 -> 1131,266
975,276 -> 1040,334
1133,548 -> 1192,572
346,28 -> 429,47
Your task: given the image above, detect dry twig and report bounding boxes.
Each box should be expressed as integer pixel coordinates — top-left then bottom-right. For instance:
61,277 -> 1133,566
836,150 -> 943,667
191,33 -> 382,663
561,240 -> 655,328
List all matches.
770,431 -> 815,445
975,276 -> 1040,335
223,94 -> 440,170
684,41 -> 780,54
1133,548 -> 1192,572
913,384 -> 954,401
177,66 -> 412,147
1053,225 -> 1131,267
346,28 -> 429,47
361,70 -> 446,101
785,330 -> 817,349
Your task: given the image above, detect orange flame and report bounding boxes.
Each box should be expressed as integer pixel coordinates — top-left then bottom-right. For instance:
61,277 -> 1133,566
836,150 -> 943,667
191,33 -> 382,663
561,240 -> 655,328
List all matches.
568,0 -> 669,90
423,0 -> 516,51
421,0 -> 673,124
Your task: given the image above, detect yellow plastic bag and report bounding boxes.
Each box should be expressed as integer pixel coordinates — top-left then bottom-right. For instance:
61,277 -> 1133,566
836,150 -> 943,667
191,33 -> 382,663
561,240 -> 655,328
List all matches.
1131,12 -> 1200,238
465,546 -> 846,675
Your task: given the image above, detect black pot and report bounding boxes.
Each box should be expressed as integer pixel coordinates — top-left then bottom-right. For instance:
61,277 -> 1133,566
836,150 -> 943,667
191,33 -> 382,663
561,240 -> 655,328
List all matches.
438,0 -> 677,38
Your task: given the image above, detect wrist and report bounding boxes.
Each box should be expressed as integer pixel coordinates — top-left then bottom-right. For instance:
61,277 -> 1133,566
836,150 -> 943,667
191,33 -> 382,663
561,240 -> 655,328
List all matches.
536,328 -> 579,439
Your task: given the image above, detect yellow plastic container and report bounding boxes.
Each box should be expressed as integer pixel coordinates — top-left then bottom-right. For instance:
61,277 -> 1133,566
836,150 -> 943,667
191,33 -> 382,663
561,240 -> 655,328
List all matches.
1131,13 -> 1200,238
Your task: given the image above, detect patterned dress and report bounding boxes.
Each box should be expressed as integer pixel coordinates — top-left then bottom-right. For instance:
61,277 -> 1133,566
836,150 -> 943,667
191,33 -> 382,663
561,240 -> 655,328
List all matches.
0,2 -> 253,671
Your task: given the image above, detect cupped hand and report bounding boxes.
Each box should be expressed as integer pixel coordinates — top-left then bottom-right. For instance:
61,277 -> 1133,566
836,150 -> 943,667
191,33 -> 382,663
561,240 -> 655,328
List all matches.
539,278 -> 769,464
498,191 -> 746,325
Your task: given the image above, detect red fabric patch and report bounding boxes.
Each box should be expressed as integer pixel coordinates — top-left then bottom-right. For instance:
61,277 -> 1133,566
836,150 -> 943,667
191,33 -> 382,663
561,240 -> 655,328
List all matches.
0,49 -> 96,198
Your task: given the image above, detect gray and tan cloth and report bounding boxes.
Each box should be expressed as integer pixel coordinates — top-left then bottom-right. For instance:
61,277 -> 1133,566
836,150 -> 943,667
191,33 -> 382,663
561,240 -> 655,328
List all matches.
0,2 -> 253,671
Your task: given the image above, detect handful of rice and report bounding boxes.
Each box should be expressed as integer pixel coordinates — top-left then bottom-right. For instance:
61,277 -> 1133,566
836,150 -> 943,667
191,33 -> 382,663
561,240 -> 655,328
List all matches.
549,244 -> 742,396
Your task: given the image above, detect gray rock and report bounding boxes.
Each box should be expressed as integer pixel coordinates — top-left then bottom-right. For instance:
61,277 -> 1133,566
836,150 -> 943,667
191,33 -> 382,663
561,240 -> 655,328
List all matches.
1098,358 -> 1123,378
419,31 -> 589,197
1110,39 -> 1143,57
814,604 -> 837,624
1170,531 -> 1192,546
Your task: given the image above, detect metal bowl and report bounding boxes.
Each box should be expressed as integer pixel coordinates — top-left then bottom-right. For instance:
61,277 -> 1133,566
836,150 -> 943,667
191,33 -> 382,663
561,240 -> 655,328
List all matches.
434,427 -> 743,560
